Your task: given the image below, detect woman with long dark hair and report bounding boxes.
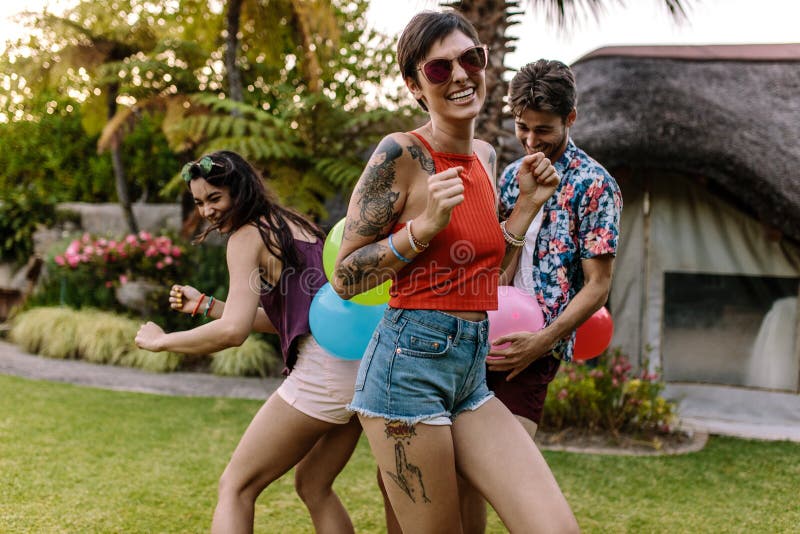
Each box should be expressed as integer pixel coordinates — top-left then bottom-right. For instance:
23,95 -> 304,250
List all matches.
135,150 -> 361,533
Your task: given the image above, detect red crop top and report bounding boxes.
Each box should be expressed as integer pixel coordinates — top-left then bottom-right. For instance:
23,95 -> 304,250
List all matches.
388,132 -> 505,311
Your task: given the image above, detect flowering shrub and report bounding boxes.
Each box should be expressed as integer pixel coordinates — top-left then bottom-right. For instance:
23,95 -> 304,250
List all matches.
53,231 -> 184,288
542,349 -> 676,437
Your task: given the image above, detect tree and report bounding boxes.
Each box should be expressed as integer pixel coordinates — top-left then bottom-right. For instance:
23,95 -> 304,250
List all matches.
3,1 -> 214,231
441,0 -> 690,167
157,0 -> 416,220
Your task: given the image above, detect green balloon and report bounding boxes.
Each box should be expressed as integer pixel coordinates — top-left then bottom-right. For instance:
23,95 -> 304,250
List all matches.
322,218 -> 345,281
323,217 -> 391,306
351,279 -> 392,306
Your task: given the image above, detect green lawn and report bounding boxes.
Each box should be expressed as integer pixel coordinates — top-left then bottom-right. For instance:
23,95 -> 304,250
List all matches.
1,374 -> 798,533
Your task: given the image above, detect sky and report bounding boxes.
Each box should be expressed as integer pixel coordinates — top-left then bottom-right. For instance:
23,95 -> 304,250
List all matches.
2,0 -> 798,64
366,0 -> 800,67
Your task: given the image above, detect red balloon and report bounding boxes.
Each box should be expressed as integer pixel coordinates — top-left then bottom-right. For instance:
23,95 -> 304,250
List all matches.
573,306 -> 614,361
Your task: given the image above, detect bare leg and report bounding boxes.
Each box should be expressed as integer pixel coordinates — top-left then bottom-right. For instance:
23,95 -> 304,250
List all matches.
458,474 -> 487,534
458,414 -> 539,533
294,416 -> 362,534
378,467 -> 403,534
359,415 -> 462,534
211,393 -> 345,534
514,414 -> 539,439
452,398 -> 579,534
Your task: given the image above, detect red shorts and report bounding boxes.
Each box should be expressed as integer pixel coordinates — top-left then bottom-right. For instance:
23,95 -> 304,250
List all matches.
486,355 -> 561,425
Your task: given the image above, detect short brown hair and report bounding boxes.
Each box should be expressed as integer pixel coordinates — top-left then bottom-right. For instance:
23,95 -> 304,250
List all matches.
396,10 -> 480,110
508,59 -> 577,119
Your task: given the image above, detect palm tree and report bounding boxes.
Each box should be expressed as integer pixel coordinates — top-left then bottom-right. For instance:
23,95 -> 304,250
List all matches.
440,0 -> 690,166
27,13 -> 157,233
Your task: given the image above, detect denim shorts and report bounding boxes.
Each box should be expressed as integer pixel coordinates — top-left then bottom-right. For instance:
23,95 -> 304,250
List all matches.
348,307 -> 494,425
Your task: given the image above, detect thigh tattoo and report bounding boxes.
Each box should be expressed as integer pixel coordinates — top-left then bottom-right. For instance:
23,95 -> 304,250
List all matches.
383,421 -> 431,504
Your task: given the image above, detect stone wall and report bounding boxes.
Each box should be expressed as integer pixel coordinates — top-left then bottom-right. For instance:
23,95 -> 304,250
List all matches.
58,202 -> 182,236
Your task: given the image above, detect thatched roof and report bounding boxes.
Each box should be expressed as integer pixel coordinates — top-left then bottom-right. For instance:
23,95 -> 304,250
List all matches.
569,44 -> 800,242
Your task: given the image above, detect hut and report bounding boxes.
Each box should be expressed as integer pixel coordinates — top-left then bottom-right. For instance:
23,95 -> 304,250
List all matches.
569,44 -> 800,437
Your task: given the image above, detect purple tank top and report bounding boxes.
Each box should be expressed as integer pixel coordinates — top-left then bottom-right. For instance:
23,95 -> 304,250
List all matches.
258,237 -> 326,373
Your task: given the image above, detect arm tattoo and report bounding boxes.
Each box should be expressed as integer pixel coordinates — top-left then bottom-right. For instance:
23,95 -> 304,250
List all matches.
407,144 -> 435,175
488,148 -> 497,177
384,421 -> 431,504
354,138 -> 402,236
336,245 -> 386,287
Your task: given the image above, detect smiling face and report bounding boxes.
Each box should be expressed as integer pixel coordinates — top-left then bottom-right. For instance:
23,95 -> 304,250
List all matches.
190,178 -> 233,232
407,30 -> 485,122
515,107 -> 576,162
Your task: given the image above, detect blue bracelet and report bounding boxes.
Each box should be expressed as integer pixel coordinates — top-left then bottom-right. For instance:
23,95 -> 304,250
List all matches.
388,233 -> 412,263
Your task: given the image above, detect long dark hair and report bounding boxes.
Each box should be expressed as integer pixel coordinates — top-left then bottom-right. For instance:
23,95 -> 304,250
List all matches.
183,150 -> 324,271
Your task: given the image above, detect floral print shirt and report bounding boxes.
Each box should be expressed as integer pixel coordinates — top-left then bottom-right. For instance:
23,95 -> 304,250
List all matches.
498,139 -> 622,362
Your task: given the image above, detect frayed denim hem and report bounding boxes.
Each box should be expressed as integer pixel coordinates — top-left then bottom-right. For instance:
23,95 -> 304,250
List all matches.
347,404 -> 453,426
452,391 -> 494,421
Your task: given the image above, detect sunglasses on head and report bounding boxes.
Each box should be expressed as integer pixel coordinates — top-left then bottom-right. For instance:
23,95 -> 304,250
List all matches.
181,156 -> 221,183
417,44 -> 488,85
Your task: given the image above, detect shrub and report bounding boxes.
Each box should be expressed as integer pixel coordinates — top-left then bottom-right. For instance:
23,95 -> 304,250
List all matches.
53,231 -> 185,290
542,349 -> 676,438
10,307 -> 184,373
31,233 -> 228,334
211,335 -> 282,378
0,192 -> 57,265
8,307 -> 78,358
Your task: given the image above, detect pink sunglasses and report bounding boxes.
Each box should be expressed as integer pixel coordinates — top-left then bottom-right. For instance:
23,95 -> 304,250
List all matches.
417,45 -> 488,85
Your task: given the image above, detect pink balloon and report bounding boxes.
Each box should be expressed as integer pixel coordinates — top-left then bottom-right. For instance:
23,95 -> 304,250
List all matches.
488,286 -> 545,351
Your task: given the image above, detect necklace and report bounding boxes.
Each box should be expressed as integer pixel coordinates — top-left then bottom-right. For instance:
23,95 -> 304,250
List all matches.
426,124 -> 446,153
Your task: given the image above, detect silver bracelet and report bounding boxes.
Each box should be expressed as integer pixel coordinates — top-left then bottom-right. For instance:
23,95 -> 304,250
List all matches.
407,219 -> 420,253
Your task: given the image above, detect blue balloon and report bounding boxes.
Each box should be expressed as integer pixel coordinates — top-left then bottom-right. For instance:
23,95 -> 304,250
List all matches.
309,283 -> 387,360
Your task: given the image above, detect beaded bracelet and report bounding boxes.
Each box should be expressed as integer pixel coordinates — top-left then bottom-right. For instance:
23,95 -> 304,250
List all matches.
388,233 -> 412,263
500,220 -> 526,247
191,294 -> 206,317
406,220 -> 429,253
203,296 -> 215,318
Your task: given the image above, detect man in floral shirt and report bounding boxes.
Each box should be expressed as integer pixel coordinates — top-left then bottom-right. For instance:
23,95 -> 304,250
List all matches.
489,59 -> 623,438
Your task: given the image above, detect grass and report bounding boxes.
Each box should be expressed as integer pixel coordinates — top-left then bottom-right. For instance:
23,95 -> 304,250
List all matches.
1,374 -> 799,533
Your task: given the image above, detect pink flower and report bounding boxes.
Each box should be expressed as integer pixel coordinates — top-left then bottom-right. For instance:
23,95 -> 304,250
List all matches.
145,246 -> 158,258
171,246 -> 182,258
67,256 -> 79,268
164,256 -> 173,265
138,231 -> 152,241
125,235 -> 138,245
156,261 -> 164,270
119,275 -> 129,285
54,255 -> 65,266
557,388 -> 569,400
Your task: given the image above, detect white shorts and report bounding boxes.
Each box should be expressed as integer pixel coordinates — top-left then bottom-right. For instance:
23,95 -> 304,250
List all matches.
276,335 -> 360,424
